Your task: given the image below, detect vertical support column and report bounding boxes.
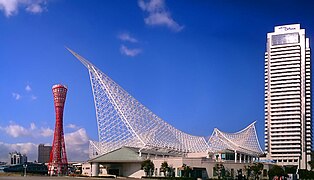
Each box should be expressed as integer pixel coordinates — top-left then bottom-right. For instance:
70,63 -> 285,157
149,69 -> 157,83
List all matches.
91,162 -> 99,177
234,151 -> 237,163
240,154 -> 242,163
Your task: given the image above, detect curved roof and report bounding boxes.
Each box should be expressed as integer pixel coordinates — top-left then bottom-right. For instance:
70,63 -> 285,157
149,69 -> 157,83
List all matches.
67,48 -> 263,158
208,122 -> 263,156
67,48 -> 209,157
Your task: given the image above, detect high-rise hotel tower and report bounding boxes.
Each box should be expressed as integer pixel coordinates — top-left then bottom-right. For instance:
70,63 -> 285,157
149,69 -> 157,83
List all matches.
265,24 -> 311,169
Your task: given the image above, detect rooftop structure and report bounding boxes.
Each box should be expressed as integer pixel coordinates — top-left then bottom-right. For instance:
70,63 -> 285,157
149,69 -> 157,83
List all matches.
67,48 -> 263,160
209,122 -> 263,158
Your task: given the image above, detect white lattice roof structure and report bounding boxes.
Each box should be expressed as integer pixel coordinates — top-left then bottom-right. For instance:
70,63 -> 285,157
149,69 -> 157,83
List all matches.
67,48 -> 263,159
208,122 -> 263,156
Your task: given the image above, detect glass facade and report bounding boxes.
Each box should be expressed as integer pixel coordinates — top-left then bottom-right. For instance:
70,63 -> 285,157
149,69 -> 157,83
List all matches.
271,33 -> 299,46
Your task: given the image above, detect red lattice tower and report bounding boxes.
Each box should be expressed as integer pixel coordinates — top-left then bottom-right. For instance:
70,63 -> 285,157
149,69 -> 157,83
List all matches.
48,84 -> 68,175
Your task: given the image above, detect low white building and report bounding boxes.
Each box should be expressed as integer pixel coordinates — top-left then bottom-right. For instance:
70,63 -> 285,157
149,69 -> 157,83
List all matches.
82,162 -> 91,176
86,146 -> 272,179
81,122 -> 268,179
8,152 -> 27,165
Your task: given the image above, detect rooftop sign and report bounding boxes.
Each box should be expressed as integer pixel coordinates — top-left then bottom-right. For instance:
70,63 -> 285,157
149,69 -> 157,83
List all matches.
274,24 -> 300,33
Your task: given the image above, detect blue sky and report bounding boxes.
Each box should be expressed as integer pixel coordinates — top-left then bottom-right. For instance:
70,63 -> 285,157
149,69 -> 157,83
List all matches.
0,0 -> 313,162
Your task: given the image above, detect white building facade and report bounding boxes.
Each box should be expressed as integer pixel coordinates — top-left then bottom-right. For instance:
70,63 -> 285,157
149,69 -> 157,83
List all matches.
8,152 -> 27,165
265,24 -> 312,169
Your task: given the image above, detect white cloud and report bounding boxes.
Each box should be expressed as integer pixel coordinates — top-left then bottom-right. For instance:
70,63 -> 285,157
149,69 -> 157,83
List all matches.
30,122 -> 36,130
120,45 -> 142,57
25,2 -> 44,14
40,127 -> 54,137
0,0 -> 47,17
138,0 -> 183,32
64,128 -> 89,161
31,95 -> 37,100
1,124 -> 30,137
0,0 -> 17,17
0,142 -> 37,162
0,123 -> 53,138
25,85 -> 32,92
12,85 -> 37,101
66,123 -> 78,129
12,92 -> 21,100
12,91 -> 37,101
118,32 -> 138,43
0,124 -> 89,162
65,128 -> 89,145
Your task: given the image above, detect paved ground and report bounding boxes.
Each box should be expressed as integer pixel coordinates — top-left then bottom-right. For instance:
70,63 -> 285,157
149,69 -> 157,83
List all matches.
0,172 -> 142,180
0,175 -> 124,180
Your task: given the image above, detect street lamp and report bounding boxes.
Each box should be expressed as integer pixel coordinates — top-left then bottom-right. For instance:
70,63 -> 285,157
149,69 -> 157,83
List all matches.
23,164 -> 27,177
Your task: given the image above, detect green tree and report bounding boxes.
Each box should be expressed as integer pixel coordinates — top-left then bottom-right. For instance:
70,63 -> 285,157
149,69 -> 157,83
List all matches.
249,163 -> 264,180
141,159 -> 154,177
244,165 -> 251,178
284,165 -> 297,174
160,161 -> 169,177
214,163 -> 225,179
181,164 -> 192,177
308,160 -> 314,170
168,165 -> 175,177
298,169 -> 314,179
268,165 -> 286,180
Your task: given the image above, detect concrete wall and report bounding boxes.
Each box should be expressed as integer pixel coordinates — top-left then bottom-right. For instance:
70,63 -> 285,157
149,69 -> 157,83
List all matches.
82,162 -> 91,176
186,152 -> 208,158
122,163 -> 145,178
153,157 -> 184,177
199,161 -> 271,179
153,157 -> 271,179
84,158 -> 272,179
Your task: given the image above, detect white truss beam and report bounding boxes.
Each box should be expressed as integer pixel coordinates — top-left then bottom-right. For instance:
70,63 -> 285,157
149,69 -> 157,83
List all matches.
67,48 -> 209,158
208,122 -> 263,156
67,48 -> 263,158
